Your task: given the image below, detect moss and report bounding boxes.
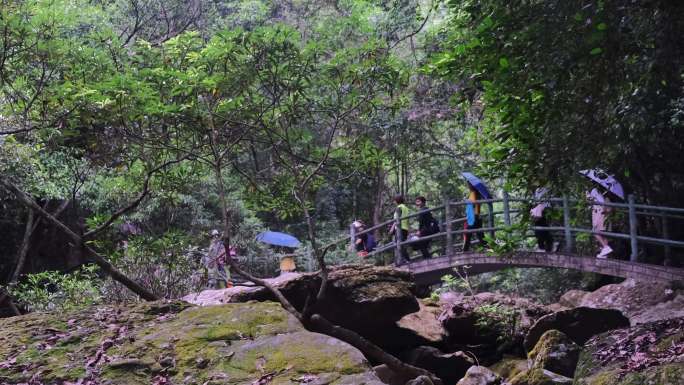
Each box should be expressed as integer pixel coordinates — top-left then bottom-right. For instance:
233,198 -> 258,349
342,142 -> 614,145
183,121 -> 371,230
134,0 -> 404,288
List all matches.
0,301 -> 378,384
579,364 -> 684,385
490,357 -> 528,380
227,336 -> 364,377
528,330 -> 565,360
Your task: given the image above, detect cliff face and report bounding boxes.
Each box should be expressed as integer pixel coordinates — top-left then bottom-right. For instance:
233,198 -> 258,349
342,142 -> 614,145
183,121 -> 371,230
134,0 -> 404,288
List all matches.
0,300 -> 384,385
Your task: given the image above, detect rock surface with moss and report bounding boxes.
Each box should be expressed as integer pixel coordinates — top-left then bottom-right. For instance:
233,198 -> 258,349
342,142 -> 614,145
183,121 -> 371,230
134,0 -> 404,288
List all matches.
0,300 -> 385,384
527,330 -> 580,378
489,356 -> 529,381
523,307 -> 629,352
573,317 -> 684,385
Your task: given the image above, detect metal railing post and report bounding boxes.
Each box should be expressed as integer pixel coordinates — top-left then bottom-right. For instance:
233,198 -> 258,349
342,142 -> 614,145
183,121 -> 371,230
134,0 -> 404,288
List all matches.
444,197 -> 453,257
662,213 -> 671,266
562,195 -> 573,253
503,191 -> 511,226
628,194 -> 638,262
349,223 -> 356,252
487,202 -> 495,238
394,208 -> 402,265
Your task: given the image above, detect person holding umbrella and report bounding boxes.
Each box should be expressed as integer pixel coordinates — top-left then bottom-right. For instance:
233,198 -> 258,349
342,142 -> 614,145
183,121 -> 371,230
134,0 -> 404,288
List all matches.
462,172 -> 491,251
256,231 -> 302,274
580,170 -> 625,259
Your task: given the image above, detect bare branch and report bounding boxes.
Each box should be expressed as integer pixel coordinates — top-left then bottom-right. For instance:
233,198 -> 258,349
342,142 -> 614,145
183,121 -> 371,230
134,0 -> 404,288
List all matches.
83,156 -> 188,239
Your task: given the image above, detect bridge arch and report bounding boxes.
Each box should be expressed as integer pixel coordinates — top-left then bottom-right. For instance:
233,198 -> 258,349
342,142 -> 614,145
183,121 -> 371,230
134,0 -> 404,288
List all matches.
401,251 -> 684,286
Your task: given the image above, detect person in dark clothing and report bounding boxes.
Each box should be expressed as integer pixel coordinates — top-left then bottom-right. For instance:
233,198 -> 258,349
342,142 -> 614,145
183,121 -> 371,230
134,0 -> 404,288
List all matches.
413,196 -> 436,259
530,201 -> 553,252
352,221 -> 376,257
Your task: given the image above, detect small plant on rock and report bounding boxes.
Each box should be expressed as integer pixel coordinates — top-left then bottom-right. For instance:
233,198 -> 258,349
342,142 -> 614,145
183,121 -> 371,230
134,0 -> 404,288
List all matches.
7,264 -> 103,312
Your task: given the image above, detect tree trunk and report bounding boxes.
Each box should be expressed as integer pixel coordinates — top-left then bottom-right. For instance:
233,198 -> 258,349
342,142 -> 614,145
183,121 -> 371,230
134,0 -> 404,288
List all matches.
372,167 -> 386,241
1,180 -> 159,301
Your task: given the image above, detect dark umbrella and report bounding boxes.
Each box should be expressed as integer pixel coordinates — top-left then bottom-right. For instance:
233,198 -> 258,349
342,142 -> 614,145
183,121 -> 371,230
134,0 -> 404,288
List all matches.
462,172 -> 492,199
579,169 -> 625,200
256,231 -> 302,248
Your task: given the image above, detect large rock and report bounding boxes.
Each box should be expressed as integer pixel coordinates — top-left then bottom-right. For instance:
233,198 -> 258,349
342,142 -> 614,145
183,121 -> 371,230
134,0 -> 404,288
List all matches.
439,292 -> 550,362
397,300 -> 447,346
557,290 -> 589,308
523,307 -> 629,352
185,264 -> 419,334
527,330 -> 580,378
573,317 -> 684,385
404,346 -> 474,385
577,279 -> 678,325
456,366 -> 504,385
0,300 -> 385,384
629,294 -> 684,325
406,375 -> 436,385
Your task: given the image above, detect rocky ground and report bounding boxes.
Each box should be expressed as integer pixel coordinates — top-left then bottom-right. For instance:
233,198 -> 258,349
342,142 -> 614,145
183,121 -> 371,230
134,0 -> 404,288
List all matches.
1,266 -> 683,385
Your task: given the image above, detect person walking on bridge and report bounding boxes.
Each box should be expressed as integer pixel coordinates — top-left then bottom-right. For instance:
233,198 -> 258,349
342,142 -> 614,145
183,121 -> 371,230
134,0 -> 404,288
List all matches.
463,183 -> 485,251
413,196 -> 439,259
588,188 -> 613,258
390,195 -> 410,265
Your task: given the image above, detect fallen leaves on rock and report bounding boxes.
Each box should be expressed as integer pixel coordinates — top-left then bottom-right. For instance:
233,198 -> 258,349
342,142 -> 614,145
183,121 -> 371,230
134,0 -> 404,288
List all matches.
589,317 -> 684,374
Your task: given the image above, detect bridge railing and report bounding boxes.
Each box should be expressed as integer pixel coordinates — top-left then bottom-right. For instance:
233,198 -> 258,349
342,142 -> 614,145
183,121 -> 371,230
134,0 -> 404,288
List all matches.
350,195 -> 684,267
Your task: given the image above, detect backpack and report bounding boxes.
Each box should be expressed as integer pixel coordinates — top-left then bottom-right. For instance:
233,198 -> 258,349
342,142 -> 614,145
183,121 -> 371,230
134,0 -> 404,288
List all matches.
427,216 -> 440,235
365,234 -> 377,251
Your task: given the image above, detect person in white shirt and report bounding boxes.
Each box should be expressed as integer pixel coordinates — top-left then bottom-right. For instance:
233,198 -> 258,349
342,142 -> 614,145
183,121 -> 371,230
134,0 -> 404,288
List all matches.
588,188 -> 612,258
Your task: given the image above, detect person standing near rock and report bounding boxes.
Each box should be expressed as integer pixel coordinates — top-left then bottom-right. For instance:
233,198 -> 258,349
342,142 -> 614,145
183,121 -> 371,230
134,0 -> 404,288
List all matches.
203,229 -> 230,289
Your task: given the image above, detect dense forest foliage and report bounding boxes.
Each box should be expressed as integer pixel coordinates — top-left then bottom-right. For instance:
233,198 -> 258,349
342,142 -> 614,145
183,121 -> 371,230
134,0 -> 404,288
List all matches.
1,0 -> 683,314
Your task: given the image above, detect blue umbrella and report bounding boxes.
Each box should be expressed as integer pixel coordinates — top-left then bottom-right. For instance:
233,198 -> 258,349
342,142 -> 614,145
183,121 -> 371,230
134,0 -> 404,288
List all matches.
256,231 -> 302,248
462,172 -> 492,199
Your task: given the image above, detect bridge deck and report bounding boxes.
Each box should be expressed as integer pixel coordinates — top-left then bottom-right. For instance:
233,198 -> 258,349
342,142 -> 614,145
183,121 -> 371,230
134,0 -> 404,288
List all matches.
399,251 -> 684,285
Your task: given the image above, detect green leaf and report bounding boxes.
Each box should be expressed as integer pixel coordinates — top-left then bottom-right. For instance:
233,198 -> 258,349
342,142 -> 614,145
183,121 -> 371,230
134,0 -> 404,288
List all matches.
499,57 -> 509,69
590,47 -> 603,55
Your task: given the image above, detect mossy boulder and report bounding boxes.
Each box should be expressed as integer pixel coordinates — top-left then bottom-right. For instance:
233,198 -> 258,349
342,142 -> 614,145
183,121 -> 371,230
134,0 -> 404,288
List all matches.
524,307 -> 629,352
0,300 -> 385,384
573,317 -> 684,385
528,330 -> 580,377
489,357 -> 529,381
186,264 -> 419,334
509,368 -> 573,385
187,264 -> 422,353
